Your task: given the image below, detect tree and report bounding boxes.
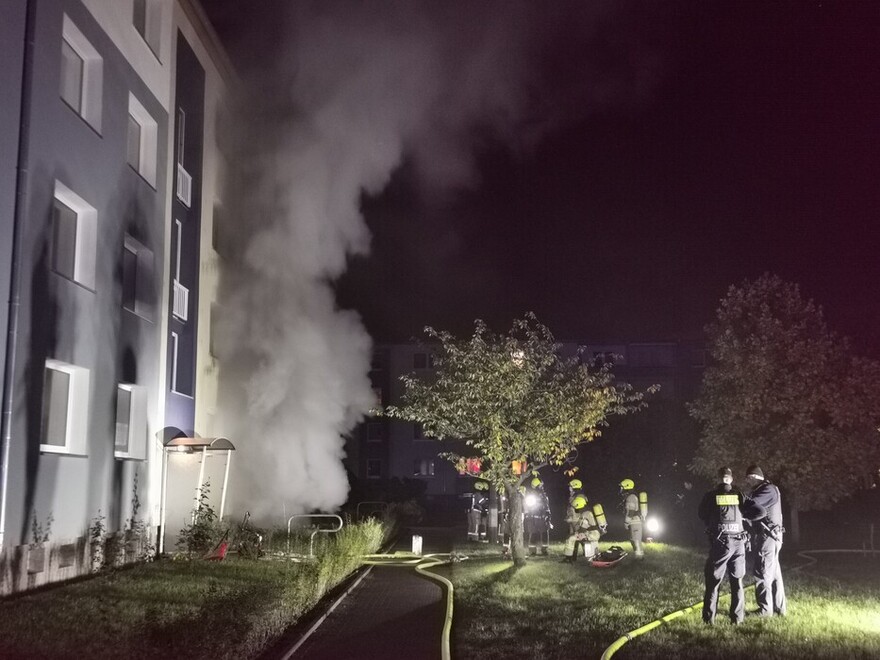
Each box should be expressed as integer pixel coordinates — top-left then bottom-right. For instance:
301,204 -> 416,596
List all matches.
690,274 -> 880,544
384,313 -> 646,565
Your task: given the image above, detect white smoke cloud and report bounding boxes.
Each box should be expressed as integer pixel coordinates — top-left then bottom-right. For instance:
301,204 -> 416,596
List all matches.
213,0 -> 653,521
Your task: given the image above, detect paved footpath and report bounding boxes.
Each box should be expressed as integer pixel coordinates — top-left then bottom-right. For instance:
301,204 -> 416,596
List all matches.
291,527 -> 454,660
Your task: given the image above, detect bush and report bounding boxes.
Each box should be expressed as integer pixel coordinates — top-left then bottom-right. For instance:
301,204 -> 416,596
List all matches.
176,483 -> 225,558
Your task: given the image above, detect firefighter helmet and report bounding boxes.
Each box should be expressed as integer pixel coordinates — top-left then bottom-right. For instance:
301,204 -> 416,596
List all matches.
474,480 -> 489,491
531,477 -> 542,488
571,495 -> 588,511
569,478 -> 583,490
619,478 -> 635,491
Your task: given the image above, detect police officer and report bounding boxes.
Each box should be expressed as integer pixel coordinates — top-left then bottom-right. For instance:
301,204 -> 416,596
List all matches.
524,477 -> 551,555
468,481 -> 489,542
561,495 -> 601,562
619,478 -> 647,558
744,465 -> 787,617
698,467 -> 765,625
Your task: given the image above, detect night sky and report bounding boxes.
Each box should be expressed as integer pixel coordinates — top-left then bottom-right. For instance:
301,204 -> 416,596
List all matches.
206,1 -> 880,356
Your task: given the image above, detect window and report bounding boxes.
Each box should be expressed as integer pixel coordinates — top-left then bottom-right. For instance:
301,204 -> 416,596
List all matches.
40,360 -> 90,455
367,422 -> 383,442
133,0 -> 161,56
372,387 -> 383,406
170,331 -> 179,393
176,108 -> 185,166
628,344 -> 675,368
122,235 -> 154,320
127,93 -> 158,186
60,15 -> 103,131
172,219 -> 188,320
413,459 -> 435,477
115,384 -> 147,459
52,181 -> 97,290
413,353 -> 433,370
366,459 -> 382,479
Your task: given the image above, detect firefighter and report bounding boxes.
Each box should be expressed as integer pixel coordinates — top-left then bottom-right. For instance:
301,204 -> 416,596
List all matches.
561,495 -> 601,562
468,481 -> 489,542
566,478 -> 585,556
619,478 -> 647,558
744,465 -> 787,617
698,467 -> 765,625
524,477 -> 551,555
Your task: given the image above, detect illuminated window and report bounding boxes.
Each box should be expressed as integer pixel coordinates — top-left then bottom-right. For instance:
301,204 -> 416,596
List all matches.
41,360 -> 90,455
114,384 -> 147,460
60,15 -> 103,131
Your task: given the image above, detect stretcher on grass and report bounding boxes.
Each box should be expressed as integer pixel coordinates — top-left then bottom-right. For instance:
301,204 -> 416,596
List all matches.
590,545 -> 627,567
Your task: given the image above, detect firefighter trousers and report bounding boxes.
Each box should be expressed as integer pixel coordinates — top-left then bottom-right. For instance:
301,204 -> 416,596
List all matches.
703,535 -> 746,624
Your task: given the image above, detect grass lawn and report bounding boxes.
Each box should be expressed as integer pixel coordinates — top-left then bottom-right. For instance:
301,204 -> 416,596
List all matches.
448,540 -> 880,659
0,520 -> 383,659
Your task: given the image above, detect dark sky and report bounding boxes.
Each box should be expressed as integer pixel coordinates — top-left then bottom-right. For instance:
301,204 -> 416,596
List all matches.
206,1 -> 880,356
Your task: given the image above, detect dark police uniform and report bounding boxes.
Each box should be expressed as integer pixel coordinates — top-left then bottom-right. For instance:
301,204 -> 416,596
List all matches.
747,471 -> 787,616
698,476 -> 765,624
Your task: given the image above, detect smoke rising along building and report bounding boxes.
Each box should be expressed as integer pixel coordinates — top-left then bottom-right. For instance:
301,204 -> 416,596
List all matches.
0,0 -> 233,594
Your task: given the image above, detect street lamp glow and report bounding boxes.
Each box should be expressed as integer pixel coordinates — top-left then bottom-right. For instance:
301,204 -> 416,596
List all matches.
646,517 -> 661,534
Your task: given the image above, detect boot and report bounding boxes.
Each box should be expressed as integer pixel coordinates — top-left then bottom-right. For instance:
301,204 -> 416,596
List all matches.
560,555 -> 575,564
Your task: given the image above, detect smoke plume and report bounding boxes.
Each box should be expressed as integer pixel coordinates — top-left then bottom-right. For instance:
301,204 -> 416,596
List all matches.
213,0 -> 653,519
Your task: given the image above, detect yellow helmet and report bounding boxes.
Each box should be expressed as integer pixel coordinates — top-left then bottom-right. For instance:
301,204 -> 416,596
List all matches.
571,495 -> 588,511
569,478 -> 583,490
620,478 -> 635,491
531,477 -> 543,488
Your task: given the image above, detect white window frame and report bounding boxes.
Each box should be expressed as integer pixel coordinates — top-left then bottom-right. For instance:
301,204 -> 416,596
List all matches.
53,181 -> 97,291
127,93 -> 158,187
170,331 -> 180,394
40,360 -> 90,456
61,15 -> 103,132
133,0 -> 163,58
413,458 -> 435,478
122,234 -> 154,320
114,384 -> 147,460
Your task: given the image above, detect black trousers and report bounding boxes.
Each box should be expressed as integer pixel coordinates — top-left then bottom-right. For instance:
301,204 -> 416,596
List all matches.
524,516 -> 549,553
703,535 -> 746,624
753,533 -> 786,616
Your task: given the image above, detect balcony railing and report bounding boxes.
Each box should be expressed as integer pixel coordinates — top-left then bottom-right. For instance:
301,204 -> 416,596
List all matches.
172,279 -> 189,321
176,163 -> 192,207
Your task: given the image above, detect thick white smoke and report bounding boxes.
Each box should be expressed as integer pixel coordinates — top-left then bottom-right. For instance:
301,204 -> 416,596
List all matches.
213,1 -> 651,520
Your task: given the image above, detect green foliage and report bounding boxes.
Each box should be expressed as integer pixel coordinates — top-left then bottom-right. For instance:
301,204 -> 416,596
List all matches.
176,482 -> 223,558
0,520 -> 386,660
690,274 -> 880,510
385,313 -> 646,491
89,511 -> 106,572
124,473 -> 155,563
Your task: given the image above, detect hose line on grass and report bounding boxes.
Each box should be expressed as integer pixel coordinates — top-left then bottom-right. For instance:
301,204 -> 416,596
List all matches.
600,548 -> 880,660
362,552 -> 465,660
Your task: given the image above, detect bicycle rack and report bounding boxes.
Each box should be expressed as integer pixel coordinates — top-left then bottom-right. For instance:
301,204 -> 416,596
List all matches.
287,514 -> 344,557
356,501 -> 388,521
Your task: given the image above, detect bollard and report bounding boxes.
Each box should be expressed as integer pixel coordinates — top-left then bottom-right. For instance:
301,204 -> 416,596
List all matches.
412,534 -> 423,555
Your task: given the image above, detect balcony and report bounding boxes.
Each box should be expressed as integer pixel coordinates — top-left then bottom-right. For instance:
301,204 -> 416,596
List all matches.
172,279 -> 189,321
176,162 -> 192,207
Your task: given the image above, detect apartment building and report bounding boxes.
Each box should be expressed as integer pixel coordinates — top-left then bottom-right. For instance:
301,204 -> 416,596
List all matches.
0,0 -> 233,594
345,341 -> 705,509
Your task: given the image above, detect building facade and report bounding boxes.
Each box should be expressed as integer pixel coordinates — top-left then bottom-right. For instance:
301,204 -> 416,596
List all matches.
345,341 -> 705,510
0,0 -> 233,594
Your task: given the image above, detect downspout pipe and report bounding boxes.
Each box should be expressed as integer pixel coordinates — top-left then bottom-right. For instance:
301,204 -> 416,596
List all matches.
0,0 -> 36,551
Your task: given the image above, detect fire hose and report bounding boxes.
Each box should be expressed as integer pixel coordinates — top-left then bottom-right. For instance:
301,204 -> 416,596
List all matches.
600,548 -> 880,660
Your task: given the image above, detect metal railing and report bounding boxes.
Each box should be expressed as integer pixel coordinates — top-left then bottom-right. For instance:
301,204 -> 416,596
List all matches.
172,279 -> 188,321
286,514 -> 343,557
176,163 -> 192,207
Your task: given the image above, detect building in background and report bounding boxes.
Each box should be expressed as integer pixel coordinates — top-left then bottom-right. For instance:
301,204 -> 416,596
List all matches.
0,0 -> 234,594
345,341 -> 705,517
